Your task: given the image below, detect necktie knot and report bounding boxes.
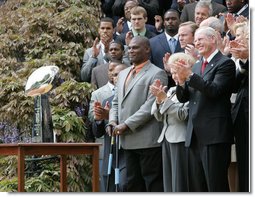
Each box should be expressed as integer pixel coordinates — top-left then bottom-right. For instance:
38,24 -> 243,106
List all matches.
201,60 -> 208,74
169,38 -> 176,53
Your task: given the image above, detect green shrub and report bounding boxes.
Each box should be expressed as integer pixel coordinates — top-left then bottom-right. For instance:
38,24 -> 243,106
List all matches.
0,0 -> 101,192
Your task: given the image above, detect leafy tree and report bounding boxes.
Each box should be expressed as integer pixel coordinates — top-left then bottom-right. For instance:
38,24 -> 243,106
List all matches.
0,0 -> 101,192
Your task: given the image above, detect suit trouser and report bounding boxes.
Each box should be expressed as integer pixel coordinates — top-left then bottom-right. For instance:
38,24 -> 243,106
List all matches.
187,134 -> 231,192
162,139 -> 188,192
234,112 -> 249,192
124,147 -> 164,192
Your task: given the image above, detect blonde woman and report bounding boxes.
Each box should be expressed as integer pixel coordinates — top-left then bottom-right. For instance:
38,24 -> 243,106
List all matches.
150,52 -> 195,192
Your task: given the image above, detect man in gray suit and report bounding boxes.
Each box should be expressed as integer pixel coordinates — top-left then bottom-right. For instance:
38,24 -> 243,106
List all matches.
91,41 -> 128,89
108,36 -> 168,192
180,0 -> 227,23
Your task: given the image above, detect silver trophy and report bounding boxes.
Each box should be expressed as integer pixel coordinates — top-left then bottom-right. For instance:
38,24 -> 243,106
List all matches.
25,65 -> 59,142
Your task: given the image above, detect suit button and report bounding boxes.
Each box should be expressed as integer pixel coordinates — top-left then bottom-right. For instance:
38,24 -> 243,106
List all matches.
194,102 -> 196,104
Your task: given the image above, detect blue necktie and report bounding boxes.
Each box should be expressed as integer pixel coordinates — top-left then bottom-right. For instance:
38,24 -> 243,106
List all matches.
169,38 -> 176,53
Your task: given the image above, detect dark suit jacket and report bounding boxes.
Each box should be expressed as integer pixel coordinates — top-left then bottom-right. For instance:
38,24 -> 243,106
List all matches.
149,33 -> 183,87
180,1 -> 227,22
176,51 -> 236,147
116,29 -> 156,46
149,33 -> 183,69
231,60 -> 249,125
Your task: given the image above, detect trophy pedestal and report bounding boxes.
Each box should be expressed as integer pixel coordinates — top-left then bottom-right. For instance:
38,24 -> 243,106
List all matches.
32,94 -> 53,142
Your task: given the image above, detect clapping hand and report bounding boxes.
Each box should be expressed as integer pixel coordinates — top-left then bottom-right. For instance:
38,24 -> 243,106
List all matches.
150,79 -> 168,104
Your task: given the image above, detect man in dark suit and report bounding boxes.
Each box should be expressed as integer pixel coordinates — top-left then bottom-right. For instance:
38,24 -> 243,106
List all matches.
108,36 -> 168,192
173,26 -> 236,191
225,0 -> 249,18
115,0 -> 159,35
116,6 -> 156,46
150,9 -> 183,87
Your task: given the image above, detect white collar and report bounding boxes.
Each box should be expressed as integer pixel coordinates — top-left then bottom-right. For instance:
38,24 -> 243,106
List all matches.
165,32 -> 178,41
237,4 -> 248,16
204,49 -> 219,63
107,81 -> 115,91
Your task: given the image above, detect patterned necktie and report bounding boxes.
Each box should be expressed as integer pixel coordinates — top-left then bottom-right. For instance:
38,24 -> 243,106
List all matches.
201,60 -> 208,74
169,38 -> 176,53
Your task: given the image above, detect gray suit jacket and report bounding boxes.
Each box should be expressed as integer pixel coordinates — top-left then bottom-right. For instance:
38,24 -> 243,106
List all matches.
180,1 -> 227,23
91,63 -> 109,89
109,61 -> 168,149
88,83 -> 113,160
151,87 -> 189,143
80,44 -> 106,82
88,83 -> 113,122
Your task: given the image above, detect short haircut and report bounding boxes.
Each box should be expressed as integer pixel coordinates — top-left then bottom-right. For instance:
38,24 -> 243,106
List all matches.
195,26 -> 217,39
207,17 -> 224,34
130,6 -> 147,18
164,9 -> 180,18
195,1 -> 213,17
110,41 -> 125,51
100,17 -> 114,28
179,21 -> 199,36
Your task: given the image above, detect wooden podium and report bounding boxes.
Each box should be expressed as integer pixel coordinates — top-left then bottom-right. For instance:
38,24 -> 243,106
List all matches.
0,143 -> 101,192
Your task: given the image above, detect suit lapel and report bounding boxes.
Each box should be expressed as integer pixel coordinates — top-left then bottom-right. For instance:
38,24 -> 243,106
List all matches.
203,51 -> 222,76
120,67 -> 131,101
122,62 -> 150,101
158,34 -> 171,52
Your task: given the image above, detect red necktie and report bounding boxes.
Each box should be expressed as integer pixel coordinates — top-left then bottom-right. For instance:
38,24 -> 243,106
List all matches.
201,60 -> 208,74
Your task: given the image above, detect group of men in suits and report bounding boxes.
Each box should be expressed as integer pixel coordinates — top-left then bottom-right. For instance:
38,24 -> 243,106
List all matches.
81,0 -> 249,192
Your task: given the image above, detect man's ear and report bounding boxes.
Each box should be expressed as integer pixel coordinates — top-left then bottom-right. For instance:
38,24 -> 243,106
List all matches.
144,16 -> 148,23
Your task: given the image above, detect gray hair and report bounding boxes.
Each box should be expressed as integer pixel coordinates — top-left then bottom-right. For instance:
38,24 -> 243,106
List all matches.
200,17 -> 224,34
195,1 -> 213,17
195,26 -> 217,39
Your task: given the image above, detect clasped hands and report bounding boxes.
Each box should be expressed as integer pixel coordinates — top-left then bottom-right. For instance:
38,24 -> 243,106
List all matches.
105,122 -> 128,137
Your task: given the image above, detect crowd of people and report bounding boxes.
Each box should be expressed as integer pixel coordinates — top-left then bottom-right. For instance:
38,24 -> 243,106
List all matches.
82,0 -> 249,192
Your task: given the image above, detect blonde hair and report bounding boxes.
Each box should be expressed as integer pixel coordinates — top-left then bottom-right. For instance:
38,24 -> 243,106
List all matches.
167,52 -> 196,65
130,6 -> 147,18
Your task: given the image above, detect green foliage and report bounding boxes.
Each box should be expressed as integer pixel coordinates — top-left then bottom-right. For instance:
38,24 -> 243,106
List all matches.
0,0 -> 101,192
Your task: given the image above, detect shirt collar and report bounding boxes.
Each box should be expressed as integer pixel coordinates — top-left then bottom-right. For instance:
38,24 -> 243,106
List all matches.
237,4 -> 248,16
132,28 -> 146,37
107,81 -> 115,91
165,32 -> 179,41
133,60 -> 149,74
127,20 -> 132,30
204,49 -> 219,63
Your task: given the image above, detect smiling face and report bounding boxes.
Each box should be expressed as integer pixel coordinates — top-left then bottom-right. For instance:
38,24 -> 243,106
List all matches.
195,6 -> 210,26
194,28 -> 217,59
124,1 -> 138,21
128,37 -> 150,65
